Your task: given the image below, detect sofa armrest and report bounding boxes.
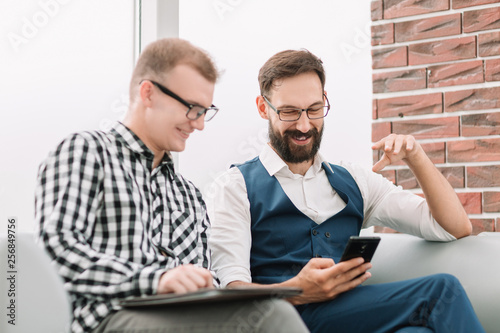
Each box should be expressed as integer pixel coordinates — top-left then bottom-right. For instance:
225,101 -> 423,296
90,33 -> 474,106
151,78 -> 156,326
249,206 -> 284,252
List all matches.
0,232 -> 71,333
364,233 -> 500,333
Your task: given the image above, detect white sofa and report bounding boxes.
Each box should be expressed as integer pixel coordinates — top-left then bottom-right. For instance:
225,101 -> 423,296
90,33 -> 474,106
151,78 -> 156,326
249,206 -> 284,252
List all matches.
1,232 -> 498,332
365,232 -> 500,333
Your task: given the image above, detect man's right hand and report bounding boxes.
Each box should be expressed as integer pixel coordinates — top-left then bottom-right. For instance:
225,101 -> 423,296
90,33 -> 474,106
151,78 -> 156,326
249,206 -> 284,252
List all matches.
285,257 -> 372,305
157,264 -> 214,294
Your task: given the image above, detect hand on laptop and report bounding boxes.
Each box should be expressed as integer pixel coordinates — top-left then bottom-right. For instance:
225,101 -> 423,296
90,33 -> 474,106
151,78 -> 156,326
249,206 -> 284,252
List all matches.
158,264 -> 214,294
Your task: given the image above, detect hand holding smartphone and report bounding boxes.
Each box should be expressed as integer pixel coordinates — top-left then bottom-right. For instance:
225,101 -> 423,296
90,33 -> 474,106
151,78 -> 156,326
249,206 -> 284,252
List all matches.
340,236 -> 381,263
339,236 -> 380,280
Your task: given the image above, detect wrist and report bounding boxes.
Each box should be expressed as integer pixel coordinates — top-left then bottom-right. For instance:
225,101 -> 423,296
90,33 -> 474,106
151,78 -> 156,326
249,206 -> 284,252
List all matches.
404,147 -> 428,170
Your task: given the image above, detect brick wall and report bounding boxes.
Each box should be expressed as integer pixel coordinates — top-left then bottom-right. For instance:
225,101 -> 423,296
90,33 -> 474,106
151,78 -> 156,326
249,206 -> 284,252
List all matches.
371,0 -> 500,234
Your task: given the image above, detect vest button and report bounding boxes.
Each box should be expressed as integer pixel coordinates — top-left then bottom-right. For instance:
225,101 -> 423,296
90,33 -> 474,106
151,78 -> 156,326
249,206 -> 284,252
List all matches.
312,230 -> 318,236
325,232 -> 331,238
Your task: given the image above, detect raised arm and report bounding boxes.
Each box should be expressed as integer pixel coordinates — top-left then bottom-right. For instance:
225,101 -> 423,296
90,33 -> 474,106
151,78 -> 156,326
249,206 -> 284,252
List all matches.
372,134 -> 472,239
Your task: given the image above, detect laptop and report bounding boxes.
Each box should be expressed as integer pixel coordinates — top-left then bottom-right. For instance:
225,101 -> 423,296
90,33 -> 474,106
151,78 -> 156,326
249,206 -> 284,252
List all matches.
120,286 -> 303,308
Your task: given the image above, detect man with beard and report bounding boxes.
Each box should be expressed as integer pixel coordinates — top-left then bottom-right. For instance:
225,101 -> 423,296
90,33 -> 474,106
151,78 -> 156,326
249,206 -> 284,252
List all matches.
207,49 -> 485,332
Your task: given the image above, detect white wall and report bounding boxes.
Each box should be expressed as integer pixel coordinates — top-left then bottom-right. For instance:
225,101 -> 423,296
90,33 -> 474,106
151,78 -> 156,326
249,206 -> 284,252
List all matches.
0,0 -> 373,233
0,0 -> 135,232
177,0 -> 374,198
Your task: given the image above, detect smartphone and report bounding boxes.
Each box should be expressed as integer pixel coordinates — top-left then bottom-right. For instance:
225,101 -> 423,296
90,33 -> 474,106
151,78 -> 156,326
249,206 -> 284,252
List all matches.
339,236 -> 381,263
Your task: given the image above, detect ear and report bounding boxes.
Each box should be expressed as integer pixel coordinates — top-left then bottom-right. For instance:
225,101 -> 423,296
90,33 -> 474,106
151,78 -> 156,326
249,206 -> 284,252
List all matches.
256,95 -> 269,120
139,80 -> 154,108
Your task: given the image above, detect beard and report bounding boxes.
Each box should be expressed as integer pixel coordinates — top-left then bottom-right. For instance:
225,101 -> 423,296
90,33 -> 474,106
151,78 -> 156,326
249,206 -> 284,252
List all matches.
268,120 -> 324,164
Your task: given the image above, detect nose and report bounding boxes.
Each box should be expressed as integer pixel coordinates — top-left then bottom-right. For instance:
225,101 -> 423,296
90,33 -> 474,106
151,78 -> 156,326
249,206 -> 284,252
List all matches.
190,115 -> 205,131
295,111 -> 311,133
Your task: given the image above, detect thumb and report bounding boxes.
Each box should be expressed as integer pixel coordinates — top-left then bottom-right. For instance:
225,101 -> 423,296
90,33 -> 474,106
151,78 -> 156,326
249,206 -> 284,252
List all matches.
372,154 -> 390,173
307,257 -> 335,269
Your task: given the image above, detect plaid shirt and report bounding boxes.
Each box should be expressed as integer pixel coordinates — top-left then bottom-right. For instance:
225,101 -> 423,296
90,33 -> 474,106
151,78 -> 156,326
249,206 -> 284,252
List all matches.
35,122 -> 213,333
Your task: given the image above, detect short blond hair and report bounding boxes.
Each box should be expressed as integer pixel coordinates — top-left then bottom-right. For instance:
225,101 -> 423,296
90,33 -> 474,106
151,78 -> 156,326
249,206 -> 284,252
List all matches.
129,38 -> 218,101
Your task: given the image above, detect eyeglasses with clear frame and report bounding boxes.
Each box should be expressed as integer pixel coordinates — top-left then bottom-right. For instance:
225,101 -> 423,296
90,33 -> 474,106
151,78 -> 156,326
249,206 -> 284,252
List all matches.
263,94 -> 330,122
144,80 -> 219,121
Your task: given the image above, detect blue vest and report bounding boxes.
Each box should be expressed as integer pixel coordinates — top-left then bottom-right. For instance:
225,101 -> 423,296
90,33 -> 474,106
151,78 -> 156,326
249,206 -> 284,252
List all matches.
236,157 -> 364,284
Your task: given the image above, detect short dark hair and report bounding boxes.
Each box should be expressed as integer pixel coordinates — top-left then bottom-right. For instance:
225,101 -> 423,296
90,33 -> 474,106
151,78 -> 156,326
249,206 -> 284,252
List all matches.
129,38 -> 218,101
258,49 -> 325,97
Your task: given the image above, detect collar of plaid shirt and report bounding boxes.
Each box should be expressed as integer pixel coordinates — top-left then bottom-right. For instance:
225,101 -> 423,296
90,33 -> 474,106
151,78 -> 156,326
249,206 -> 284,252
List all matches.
112,122 -> 176,178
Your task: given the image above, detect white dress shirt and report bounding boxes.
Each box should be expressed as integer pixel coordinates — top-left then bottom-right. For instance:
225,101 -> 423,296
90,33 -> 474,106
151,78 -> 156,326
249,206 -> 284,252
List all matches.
207,144 -> 455,287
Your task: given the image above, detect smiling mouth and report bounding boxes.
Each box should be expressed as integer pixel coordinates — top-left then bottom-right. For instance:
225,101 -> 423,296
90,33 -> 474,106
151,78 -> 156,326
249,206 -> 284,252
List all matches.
291,133 -> 312,144
178,128 -> 191,139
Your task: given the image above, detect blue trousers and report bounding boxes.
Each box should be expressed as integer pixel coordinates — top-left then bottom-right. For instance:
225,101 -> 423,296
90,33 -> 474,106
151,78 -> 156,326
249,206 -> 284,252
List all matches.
296,274 -> 485,333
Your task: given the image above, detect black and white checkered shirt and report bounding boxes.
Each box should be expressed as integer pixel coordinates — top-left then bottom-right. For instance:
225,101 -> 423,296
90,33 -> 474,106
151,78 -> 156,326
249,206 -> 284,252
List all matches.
35,122 -> 213,333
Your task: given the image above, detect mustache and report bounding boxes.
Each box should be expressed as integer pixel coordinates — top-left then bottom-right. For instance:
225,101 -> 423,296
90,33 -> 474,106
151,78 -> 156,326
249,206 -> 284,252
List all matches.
283,128 -> 318,139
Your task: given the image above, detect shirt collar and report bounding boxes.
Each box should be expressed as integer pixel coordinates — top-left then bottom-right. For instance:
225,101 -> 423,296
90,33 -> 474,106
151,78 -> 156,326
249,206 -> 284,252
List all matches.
110,121 -> 175,171
259,143 -> 327,178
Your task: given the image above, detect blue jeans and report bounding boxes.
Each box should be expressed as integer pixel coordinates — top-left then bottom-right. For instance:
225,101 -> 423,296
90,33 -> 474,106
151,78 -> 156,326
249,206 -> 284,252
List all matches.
297,274 -> 484,333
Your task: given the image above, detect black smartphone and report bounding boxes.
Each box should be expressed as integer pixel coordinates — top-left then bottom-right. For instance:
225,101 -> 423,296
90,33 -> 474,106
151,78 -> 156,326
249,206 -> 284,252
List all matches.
339,236 -> 381,263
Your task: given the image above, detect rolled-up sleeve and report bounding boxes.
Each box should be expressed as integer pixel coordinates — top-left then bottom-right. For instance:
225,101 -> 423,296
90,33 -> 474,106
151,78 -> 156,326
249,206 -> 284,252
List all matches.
342,162 -> 456,242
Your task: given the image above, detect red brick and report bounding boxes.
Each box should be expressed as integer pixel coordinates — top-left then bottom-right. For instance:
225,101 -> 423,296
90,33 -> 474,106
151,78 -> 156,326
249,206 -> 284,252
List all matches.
496,218 -> 500,231
445,86 -> 500,112
397,166 -> 464,189
372,46 -> 408,69
453,0 -> 500,8
457,192 -> 482,214
485,58 -> 500,81
373,99 -> 378,120
372,23 -> 394,46
448,138 -> 500,163
372,0 -> 383,21
377,93 -> 442,118
470,219 -> 495,235
379,170 -> 396,184
373,69 -> 426,93
478,31 -> 500,57
464,7 -> 500,33
372,122 -> 392,142
392,117 -> 459,139
467,165 -> 500,187
395,14 -> 461,43
423,142 -> 446,164
384,0 -> 449,19
483,191 -> 500,212
439,167 -> 465,188
428,60 -> 484,88
462,112 -> 500,136
396,169 -> 417,189
409,36 -> 476,66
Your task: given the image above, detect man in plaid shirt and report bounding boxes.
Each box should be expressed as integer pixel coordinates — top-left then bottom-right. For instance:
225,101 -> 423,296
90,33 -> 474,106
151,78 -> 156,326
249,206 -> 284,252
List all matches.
35,38 -> 309,333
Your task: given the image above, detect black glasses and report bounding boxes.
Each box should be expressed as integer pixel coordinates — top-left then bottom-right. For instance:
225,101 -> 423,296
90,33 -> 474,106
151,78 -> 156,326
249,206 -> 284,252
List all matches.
146,80 -> 219,121
263,95 -> 330,122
